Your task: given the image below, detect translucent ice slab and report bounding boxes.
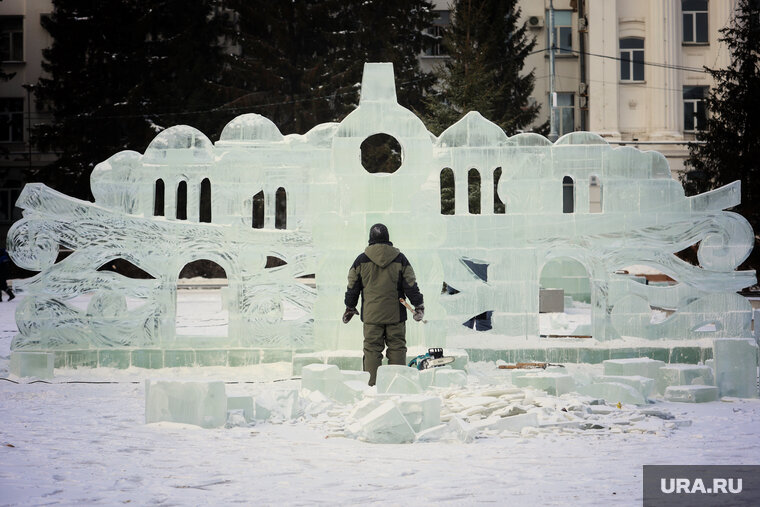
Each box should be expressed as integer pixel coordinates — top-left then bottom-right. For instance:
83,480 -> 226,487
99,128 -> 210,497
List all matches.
376,365 -> 423,394
396,395 -> 442,432
301,364 -> 342,396
664,385 -> 718,403
576,382 -> 646,405
254,388 -> 301,420
512,372 -> 575,396
603,358 -> 666,384
145,379 -> 227,428
347,400 -> 416,444
657,364 -> 714,394
593,375 -> 655,398
713,338 -> 759,398
226,396 -> 254,422
10,352 -> 54,379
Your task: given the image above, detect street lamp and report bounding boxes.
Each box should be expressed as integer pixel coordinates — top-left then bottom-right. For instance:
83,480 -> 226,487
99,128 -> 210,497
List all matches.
21,83 -> 35,172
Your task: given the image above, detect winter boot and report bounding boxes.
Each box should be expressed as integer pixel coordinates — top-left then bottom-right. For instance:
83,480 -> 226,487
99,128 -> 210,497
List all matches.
5,289 -> 14,302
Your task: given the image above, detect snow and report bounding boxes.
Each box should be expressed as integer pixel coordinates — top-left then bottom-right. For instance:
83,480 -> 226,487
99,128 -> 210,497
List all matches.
1,292 -> 760,505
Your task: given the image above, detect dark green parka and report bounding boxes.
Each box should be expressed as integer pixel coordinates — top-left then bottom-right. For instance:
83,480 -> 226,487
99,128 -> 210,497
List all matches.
344,243 -> 423,324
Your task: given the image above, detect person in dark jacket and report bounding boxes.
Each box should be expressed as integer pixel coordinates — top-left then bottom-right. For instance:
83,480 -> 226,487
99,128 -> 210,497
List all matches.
343,224 -> 424,386
0,248 -> 15,302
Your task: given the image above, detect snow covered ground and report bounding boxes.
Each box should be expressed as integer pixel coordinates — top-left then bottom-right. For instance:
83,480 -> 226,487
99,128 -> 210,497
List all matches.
1,291 -> 759,506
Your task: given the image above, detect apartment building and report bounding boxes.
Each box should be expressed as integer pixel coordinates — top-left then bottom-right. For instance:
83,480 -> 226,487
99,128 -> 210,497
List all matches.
425,0 -> 735,177
0,0 -> 53,244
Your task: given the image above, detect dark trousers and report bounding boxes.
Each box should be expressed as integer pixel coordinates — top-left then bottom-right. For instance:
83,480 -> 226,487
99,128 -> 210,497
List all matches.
362,321 -> 407,386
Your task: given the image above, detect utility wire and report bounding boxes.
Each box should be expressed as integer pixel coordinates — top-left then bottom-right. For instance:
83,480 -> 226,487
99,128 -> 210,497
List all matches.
19,47 -> 713,123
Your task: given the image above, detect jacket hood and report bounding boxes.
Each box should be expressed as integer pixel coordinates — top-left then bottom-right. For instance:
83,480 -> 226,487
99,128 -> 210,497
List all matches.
364,243 -> 400,268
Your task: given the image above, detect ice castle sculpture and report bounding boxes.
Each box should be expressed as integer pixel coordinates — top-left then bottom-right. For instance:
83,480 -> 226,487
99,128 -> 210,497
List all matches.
6,63 -> 756,368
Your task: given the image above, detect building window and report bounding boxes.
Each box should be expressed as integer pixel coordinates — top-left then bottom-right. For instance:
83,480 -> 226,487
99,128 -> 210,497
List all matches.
424,10 -> 450,56
154,179 -> 165,216
494,167 -> 505,214
252,190 -> 264,228
683,86 -> 708,132
440,168 -> 454,215
0,98 -> 23,142
562,176 -> 574,213
275,187 -> 286,229
199,178 -> 211,223
547,10 -> 573,54
468,168 -> 481,214
551,92 -> 575,135
620,38 -> 645,82
0,187 -> 21,222
176,181 -> 187,220
683,0 -> 708,44
0,17 -> 23,61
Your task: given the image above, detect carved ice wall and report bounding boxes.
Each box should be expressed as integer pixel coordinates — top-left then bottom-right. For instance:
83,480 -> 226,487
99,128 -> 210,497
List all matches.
6,63 -> 756,362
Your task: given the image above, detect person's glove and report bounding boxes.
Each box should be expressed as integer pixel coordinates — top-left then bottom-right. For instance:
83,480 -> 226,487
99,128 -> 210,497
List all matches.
342,307 -> 359,324
413,305 -> 425,322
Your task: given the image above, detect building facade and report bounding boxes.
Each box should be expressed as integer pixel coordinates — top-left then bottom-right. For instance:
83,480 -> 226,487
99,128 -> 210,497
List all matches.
0,0 -> 53,245
425,0 -> 736,177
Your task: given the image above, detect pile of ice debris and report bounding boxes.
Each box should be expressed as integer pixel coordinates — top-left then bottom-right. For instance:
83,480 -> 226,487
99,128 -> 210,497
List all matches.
140,341 -> 752,444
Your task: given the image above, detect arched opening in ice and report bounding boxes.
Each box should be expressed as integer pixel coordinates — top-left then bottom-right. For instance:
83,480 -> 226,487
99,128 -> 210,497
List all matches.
440,168 -> 454,215
360,133 -> 402,174
199,178 -> 211,223
589,175 -> 602,213
562,176 -> 575,213
175,259 -> 228,337
494,167 -> 506,214
275,187 -> 286,230
176,180 -> 188,220
252,190 -> 264,229
468,168 -> 481,214
154,179 -> 165,216
97,258 -> 156,279
539,257 -> 591,337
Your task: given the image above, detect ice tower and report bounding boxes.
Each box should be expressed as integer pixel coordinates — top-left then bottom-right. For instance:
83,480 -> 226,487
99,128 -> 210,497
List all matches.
6,63 -> 756,369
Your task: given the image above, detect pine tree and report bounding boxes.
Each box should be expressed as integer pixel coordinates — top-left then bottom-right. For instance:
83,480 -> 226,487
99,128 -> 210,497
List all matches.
424,0 -> 541,136
33,0 -> 230,199
682,0 -> 760,272
221,0 -> 435,135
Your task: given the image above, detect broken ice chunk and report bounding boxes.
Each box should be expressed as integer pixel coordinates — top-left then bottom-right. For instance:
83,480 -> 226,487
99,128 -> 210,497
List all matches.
512,372 -> 575,396
713,338 -> 759,398
447,416 -> 476,443
396,395 -> 442,432
254,388 -> 300,420
376,365 -> 422,394
664,385 -> 719,403
351,400 -> 416,444
433,368 -> 467,388
227,396 -> 254,421
594,375 -> 655,398
341,370 -> 371,384
331,380 -> 369,404
145,379 -> 227,428
474,412 -> 539,433
301,363 -> 342,396
576,382 -> 646,405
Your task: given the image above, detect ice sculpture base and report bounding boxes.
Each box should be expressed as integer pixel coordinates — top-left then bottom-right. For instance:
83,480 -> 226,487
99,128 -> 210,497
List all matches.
10,351 -> 54,379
